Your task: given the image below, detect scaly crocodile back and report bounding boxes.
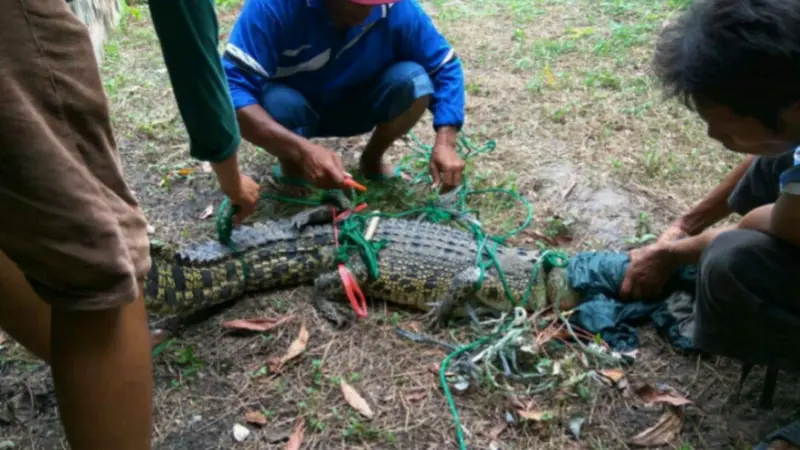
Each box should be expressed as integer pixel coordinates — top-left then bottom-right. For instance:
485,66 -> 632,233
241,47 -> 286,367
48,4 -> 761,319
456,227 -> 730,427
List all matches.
143,214 -> 557,317
143,218 -> 337,316
343,217 -> 545,311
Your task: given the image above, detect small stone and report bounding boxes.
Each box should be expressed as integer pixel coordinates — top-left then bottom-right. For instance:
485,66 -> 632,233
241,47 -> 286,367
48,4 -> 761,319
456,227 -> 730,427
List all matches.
232,423 -> 250,442
452,375 -> 470,395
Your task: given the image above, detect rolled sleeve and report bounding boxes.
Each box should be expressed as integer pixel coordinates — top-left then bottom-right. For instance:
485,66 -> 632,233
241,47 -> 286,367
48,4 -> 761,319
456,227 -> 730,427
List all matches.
779,147 -> 800,195
149,0 -> 241,163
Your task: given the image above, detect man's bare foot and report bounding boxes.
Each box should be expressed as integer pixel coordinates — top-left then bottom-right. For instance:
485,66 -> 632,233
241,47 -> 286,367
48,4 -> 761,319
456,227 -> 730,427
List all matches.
359,156 -> 396,181
768,440 -> 800,450
267,160 -> 313,197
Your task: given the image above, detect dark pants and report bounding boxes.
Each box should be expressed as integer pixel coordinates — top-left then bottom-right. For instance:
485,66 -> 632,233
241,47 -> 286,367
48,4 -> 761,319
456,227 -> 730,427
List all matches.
260,61 -> 434,139
694,151 -> 800,370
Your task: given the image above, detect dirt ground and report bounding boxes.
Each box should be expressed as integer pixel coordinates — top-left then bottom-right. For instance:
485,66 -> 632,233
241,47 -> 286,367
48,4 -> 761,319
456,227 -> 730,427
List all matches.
2,0 -> 800,449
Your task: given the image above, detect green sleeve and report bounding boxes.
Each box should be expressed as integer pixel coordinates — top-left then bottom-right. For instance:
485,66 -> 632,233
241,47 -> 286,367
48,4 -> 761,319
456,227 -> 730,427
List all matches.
147,0 -> 240,163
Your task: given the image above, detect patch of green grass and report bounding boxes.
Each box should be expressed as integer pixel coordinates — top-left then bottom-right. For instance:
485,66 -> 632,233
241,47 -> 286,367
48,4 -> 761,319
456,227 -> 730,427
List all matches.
152,338 -> 205,386
591,21 -> 655,56
583,69 -> 622,90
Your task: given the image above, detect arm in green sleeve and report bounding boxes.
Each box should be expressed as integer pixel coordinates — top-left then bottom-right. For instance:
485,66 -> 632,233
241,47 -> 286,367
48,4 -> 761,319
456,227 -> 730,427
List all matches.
147,0 -> 240,163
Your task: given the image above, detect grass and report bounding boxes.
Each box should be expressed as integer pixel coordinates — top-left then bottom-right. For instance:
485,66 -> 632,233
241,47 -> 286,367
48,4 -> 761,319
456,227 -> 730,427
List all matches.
1,0 -> 796,449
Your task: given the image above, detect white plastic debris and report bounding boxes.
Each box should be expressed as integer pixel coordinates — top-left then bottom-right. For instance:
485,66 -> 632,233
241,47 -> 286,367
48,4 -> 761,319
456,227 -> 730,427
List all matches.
232,423 -> 251,442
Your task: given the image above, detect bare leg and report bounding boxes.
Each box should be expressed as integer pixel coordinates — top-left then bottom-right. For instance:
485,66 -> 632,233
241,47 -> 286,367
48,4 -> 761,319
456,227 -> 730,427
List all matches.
0,252 -> 51,361
360,95 -> 430,178
0,253 -> 153,449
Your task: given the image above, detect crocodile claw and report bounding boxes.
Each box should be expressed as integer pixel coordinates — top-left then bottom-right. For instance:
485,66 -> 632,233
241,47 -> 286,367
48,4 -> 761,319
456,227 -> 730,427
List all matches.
314,296 -> 357,329
289,206 -> 335,230
321,190 -> 352,210
421,307 -> 448,332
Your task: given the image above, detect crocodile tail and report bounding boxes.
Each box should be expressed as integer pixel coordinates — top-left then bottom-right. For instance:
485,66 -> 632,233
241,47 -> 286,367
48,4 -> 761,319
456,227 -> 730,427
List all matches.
143,247 -> 248,316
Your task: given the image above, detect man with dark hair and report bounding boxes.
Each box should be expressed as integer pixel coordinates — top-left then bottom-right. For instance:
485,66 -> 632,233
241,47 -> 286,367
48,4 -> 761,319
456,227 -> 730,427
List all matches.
620,0 -> 800,447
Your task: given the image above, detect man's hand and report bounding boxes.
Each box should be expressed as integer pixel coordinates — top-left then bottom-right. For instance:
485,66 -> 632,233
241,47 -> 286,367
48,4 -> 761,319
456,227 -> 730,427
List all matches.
297,142 -> 349,190
430,144 -> 465,190
619,243 -> 679,301
430,126 -> 465,191
211,155 -> 261,223
656,219 -> 690,244
225,174 -> 261,223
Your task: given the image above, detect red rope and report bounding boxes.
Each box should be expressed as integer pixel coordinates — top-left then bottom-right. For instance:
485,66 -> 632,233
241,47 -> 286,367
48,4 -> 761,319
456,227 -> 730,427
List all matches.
332,203 -> 369,318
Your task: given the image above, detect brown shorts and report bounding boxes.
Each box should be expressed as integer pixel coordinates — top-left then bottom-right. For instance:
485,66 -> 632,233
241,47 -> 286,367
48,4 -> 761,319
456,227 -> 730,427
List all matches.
0,0 -> 151,310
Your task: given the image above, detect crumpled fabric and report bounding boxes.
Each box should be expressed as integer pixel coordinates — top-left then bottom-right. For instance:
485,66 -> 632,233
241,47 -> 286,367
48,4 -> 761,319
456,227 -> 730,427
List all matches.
565,251 -> 699,352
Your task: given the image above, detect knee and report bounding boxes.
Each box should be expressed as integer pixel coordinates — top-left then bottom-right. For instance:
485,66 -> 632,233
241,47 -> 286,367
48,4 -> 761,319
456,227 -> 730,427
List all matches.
700,228 -> 772,291
376,62 -> 434,120
260,84 -> 319,136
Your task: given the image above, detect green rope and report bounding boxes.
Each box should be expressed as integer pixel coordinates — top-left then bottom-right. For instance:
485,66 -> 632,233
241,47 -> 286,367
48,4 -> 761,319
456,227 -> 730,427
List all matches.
215,192 -> 326,290
438,250 -> 569,450
211,131 -> 572,450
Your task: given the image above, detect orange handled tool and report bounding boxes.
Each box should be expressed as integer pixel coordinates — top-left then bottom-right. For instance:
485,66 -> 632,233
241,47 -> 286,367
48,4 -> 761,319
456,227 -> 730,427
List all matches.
343,177 -> 367,192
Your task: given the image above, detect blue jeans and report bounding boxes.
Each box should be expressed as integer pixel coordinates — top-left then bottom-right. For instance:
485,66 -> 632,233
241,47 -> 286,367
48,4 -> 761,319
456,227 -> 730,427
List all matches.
259,61 -> 434,138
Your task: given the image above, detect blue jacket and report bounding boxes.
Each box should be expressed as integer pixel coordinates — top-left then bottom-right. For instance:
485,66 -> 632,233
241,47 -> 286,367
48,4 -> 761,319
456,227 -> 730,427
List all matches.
222,0 -> 465,130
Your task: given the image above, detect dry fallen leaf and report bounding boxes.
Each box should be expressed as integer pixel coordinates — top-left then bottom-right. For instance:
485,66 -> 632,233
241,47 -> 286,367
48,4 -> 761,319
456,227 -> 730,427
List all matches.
341,381 -> 375,418
544,64 -> 556,86
488,422 -> 507,440
199,204 -> 214,220
285,417 -> 305,450
599,369 -> 625,384
427,363 -> 454,377
404,389 -> 428,403
268,323 -> 310,372
628,406 -> 683,447
222,315 -> 294,332
244,410 -> 267,426
406,321 -> 422,333
597,369 -> 629,391
509,396 -> 527,410
517,409 -> 553,421
635,384 -> 693,407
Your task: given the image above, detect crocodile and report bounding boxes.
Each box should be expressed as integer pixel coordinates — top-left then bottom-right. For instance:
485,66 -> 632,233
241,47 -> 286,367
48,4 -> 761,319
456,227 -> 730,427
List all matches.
143,206 -> 581,328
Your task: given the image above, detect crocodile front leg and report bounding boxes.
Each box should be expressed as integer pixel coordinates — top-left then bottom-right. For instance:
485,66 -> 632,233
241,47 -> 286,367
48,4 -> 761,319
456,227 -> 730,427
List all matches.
289,205 -> 336,230
422,267 -> 483,331
311,261 -> 368,329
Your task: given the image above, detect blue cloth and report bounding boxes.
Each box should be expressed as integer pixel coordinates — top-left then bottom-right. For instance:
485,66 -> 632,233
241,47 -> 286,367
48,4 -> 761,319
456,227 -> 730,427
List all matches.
779,146 -> 800,193
261,61 -> 434,138
222,0 -> 465,131
566,251 -> 700,353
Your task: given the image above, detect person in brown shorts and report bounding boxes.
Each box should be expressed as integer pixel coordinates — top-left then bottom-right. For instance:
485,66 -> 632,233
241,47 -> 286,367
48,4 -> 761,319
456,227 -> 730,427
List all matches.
1,0 -> 264,447
0,1 -> 154,448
